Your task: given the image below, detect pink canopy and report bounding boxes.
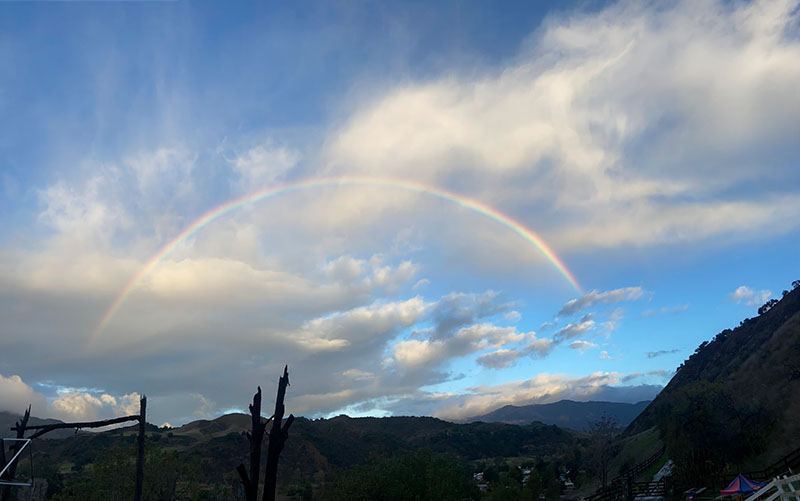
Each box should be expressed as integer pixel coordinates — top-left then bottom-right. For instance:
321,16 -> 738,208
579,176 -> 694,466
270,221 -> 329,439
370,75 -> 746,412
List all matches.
720,474 -> 766,496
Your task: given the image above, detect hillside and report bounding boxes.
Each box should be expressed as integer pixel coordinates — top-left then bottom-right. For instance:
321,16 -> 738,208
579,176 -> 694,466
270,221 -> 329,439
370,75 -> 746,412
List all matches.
0,412 -> 80,440
29,413 -> 578,495
470,400 -> 650,430
626,281 -> 800,483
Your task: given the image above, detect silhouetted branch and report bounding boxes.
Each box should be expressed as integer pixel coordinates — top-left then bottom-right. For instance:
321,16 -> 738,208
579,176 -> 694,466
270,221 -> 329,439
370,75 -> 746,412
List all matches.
14,414 -> 141,440
263,365 -> 294,501
237,386 -> 273,501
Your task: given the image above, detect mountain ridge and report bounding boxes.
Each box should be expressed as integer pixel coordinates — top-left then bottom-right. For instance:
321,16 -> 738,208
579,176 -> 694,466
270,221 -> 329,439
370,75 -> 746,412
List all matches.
469,399 -> 651,430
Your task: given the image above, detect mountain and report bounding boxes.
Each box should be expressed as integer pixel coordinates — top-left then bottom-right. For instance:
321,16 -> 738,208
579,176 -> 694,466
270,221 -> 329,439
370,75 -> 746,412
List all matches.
469,399 -> 651,430
0,411 -> 80,440
28,412 -> 578,493
626,282 -> 800,483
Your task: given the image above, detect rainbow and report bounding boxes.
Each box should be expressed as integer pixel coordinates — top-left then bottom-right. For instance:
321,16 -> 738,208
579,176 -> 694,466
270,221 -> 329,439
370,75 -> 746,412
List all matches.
91,176 -> 581,342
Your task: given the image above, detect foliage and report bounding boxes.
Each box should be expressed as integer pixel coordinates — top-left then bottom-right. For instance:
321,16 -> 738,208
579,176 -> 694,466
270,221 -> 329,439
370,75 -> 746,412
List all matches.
587,415 -> 620,489
758,298 -> 779,315
326,449 -> 478,501
655,381 -> 774,487
52,440 -> 200,501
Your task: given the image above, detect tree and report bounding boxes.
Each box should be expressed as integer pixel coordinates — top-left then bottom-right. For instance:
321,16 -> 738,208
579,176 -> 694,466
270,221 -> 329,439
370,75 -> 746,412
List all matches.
587,415 -> 620,489
758,298 -> 779,315
53,441 -> 199,501
523,468 -> 542,501
327,450 -> 477,501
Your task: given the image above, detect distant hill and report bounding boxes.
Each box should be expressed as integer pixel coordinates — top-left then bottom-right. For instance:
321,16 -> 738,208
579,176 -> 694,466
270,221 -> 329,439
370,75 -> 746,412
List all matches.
30,413 -> 578,491
626,282 -> 800,483
469,399 -> 650,430
0,411 -> 80,440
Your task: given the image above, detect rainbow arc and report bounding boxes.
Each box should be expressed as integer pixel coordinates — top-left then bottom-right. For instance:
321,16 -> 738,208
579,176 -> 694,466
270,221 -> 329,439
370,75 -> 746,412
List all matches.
91,176 -> 581,342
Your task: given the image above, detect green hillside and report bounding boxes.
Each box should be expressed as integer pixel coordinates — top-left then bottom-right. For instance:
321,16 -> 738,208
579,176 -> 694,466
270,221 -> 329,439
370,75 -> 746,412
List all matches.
626,281 -> 800,486
27,413 -> 578,499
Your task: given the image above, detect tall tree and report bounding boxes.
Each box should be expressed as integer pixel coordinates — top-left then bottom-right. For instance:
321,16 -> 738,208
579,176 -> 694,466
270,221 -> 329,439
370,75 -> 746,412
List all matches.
588,415 -> 620,489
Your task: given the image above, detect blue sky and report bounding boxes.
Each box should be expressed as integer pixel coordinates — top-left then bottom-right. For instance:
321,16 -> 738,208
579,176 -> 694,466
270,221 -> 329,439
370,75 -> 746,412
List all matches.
1,0 -> 799,427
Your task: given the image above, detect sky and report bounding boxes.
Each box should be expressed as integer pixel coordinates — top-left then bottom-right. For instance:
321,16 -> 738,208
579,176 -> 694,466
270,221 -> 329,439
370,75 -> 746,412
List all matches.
1,0 -> 799,428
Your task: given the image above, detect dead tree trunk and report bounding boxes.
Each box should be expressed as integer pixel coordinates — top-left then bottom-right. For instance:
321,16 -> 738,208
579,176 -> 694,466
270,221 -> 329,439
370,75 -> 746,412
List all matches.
262,366 -> 294,501
134,395 -> 146,501
236,387 -> 272,501
1,405 -> 30,501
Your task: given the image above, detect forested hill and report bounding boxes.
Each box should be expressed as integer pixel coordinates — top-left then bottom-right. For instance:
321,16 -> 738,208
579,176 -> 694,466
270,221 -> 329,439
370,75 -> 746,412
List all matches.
470,399 -> 650,430
626,281 -> 800,480
31,413 -> 578,491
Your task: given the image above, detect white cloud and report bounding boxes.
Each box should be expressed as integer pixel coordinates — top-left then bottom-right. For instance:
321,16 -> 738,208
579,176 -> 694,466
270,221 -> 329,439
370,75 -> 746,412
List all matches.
0,374 -> 47,414
0,373 -> 141,422
325,0 -> 800,251
434,371 -> 626,419
50,391 -> 142,422
559,287 -> 644,316
569,340 -> 597,353
230,140 -> 299,189
553,319 -> 595,342
729,285 -> 772,306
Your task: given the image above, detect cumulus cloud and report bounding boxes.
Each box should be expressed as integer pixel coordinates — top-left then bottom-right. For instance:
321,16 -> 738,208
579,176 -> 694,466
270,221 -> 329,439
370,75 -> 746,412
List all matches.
393,323 -> 533,370
559,287 -> 644,316
0,373 -> 141,422
729,285 -> 772,306
0,374 -> 47,414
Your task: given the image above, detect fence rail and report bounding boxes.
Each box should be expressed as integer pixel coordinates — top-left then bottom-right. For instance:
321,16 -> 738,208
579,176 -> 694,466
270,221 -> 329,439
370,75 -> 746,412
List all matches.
584,446 -> 666,501
745,473 -> 800,501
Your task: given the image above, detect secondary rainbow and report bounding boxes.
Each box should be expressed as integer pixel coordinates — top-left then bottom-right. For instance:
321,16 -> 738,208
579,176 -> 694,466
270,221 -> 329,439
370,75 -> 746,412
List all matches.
91,176 -> 581,341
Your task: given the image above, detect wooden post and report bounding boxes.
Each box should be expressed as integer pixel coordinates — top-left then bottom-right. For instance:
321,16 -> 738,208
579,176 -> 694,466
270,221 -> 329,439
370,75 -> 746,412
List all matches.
262,366 -> 294,501
134,395 -> 146,501
1,405 -> 30,501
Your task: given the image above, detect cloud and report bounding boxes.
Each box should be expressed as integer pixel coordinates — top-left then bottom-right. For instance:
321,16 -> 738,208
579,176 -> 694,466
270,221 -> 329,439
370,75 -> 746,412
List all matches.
539,321 -> 556,331
432,372 -> 661,420
642,305 -> 689,317
621,370 -> 670,382
284,296 -> 429,354
476,349 -> 523,369
729,285 -> 772,306
646,349 -> 681,359
0,374 -> 47,414
569,340 -> 597,353
3,0 -> 800,425
326,0 -> 800,252
393,323 -> 533,370
230,140 -> 300,189
599,351 -> 613,360
0,373 -> 141,422
559,287 -> 644,316
553,319 -> 595,342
